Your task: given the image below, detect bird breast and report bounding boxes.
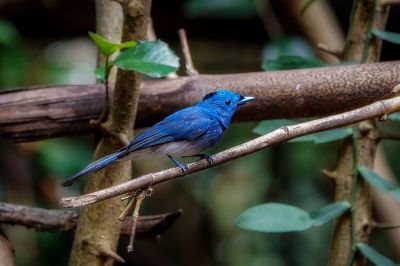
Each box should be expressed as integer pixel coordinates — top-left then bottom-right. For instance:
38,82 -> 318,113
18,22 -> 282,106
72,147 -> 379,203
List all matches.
122,140 -> 207,159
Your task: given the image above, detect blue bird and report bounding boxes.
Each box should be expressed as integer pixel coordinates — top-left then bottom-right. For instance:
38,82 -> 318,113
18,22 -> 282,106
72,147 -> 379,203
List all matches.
61,89 -> 254,187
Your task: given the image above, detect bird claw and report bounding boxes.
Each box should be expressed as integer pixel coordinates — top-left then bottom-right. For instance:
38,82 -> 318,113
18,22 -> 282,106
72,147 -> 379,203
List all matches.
168,155 -> 189,174
200,154 -> 213,166
177,163 -> 189,174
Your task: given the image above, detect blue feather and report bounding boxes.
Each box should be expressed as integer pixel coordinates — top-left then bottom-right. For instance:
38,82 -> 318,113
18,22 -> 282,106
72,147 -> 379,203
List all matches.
62,89 -> 255,186
61,152 -> 120,186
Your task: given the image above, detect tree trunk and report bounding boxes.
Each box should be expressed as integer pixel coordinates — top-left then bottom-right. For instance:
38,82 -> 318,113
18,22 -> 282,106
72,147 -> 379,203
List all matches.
68,1 -> 151,265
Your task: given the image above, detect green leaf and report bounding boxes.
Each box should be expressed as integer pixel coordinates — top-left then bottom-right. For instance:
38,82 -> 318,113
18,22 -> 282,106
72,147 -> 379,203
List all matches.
262,55 -> 324,71
309,201 -> 351,226
88,31 -> 137,57
235,203 -> 313,233
0,19 -> 19,46
95,67 -> 106,83
372,29 -> 400,45
388,112 -> 400,122
300,0 -> 320,16
111,40 -> 180,78
235,202 -> 350,233
358,167 -> 400,202
357,243 -> 396,266
253,120 -> 353,144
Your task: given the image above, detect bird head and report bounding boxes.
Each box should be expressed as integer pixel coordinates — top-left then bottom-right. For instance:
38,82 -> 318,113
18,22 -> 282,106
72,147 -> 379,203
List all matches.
199,89 -> 255,128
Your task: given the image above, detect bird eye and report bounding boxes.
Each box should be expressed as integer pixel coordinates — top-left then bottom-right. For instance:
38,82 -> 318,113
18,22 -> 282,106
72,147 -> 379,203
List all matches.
225,99 -> 231,106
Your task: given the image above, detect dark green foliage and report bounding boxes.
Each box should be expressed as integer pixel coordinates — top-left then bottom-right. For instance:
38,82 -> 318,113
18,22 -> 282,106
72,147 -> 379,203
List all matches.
184,0 -> 256,18
261,55 -> 324,71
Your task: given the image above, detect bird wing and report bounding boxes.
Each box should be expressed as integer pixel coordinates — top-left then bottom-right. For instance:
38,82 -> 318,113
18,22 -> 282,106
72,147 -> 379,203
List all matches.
118,107 -> 212,155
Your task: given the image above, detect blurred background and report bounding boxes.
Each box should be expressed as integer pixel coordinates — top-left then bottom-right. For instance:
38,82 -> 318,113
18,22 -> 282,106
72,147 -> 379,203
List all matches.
1,0 -> 400,265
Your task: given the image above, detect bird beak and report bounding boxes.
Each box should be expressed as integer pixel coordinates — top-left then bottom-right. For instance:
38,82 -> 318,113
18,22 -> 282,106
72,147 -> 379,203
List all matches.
238,96 -> 255,105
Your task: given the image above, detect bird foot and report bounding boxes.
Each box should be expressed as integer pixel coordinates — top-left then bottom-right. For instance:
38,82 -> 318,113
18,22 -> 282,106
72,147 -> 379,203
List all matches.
200,154 -> 213,166
177,163 -> 189,174
168,155 -> 189,174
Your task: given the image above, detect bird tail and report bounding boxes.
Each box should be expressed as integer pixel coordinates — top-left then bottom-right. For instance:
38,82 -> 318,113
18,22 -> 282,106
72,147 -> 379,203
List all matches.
61,152 -> 121,187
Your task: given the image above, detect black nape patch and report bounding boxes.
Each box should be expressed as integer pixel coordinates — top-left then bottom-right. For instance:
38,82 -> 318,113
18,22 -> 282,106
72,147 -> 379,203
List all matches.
202,91 -> 217,101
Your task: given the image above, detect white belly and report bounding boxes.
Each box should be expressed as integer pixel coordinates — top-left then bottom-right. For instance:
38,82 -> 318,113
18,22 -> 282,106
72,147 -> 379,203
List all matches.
120,140 -> 205,160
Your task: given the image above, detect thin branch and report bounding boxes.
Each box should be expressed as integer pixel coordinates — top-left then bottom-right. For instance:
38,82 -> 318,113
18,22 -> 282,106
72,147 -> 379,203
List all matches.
0,231 -> 15,266
379,0 -> 400,6
0,202 -> 78,232
178,29 -> 198,76
1,61 -> 400,142
373,221 -> 400,230
127,190 -> 146,252
60,96 -> 400,208
0,202 -> 182,238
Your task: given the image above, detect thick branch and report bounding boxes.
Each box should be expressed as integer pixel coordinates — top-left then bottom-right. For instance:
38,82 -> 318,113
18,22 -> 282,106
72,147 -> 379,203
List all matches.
60,95 -> 400,208
328,1 -> 390,266
0,202 -> 181,238
68,1 -> 151,265
0,202 -> 78,232
1,61 -> 399,142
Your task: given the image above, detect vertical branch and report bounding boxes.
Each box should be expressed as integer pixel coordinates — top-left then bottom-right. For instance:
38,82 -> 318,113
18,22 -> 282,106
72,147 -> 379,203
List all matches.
0,231 -> 15,266
178,29 -> 198,76
328,1 -> 390,266
68,0 -> 151,265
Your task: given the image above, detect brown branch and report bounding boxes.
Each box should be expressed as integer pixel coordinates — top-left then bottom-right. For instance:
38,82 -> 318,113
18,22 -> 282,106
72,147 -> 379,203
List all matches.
373,221 -> 400,230
328,1 -> 390,266
0,202 -> 182,239
0,230 -> 15,266
60,96 -> 400,208
1,61 -> 400,142
379,0 -> 400,6
0,202 -> 78,232
178,29 -> 198,76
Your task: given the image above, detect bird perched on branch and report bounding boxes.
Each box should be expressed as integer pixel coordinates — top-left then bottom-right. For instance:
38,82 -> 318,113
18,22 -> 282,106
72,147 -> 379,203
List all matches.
62,89 -> 254,187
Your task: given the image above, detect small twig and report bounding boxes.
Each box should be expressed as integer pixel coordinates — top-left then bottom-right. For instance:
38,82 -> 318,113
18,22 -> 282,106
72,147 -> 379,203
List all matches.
119,197 -> 136,221
379,0 -> 400,6
60,95 -> 400,208
127,190 -> 147,252
317,43 -> 344,60
321,168 -> 338,180
372,221 -> 400,230
253,0 -> 284,39
178,29 -> 198,76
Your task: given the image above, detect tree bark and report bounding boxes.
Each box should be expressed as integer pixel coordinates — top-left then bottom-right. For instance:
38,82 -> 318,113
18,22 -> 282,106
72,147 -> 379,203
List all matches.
0,202 -> 182,238
68,1 -> 151,265
1,61 -> 399,142
328,1 -> 390,265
